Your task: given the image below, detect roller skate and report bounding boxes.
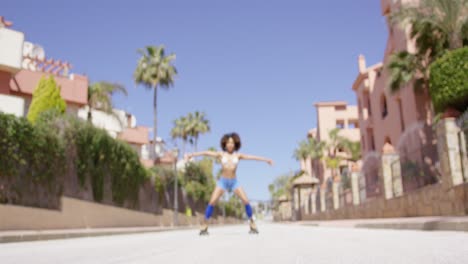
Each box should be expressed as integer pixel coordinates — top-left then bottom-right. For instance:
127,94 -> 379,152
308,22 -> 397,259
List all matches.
248,219 -> 259,234
199,220 -> 209,236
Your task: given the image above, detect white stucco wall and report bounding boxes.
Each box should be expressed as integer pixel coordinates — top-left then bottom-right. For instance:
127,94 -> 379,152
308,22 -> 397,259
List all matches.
0,28 -> 24,72
77,107 -> 136,138
0,94 -> 25,117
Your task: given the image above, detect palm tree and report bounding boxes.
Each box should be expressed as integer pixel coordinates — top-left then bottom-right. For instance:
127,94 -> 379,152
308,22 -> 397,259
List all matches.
387,0 -> 468,94
293,140 -> 309,164
87,81 -> 127,123
188,111 -> 210,152
307,137 -> 326,161
325,128 -> 344,182
341,139 -> 361,163
171,116 -> 190,155
293,137 -> 325,178
134,45 -> 177,143
340,139 -> 361,189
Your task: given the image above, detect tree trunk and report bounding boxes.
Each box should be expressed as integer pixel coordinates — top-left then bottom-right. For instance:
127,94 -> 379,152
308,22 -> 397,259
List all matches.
194,137 -> 198,153
153,87 -> 158,144
87,106 -> 92,123
449,33 -> 462,50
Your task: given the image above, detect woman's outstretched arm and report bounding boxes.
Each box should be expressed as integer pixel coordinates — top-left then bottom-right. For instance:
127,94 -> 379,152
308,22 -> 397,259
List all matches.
185,151 -> 220,160
238,153 -> 274,165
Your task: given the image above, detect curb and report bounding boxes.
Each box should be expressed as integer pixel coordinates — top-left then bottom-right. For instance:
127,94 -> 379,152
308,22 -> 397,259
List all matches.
0,222 -> 245,244
0,226 -> 196,244
298,218 -> 468,232
355,221 -> 468,232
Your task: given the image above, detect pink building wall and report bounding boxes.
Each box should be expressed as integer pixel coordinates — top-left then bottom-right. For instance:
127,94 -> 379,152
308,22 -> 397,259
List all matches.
354,0 -> 436,197
309,102 -> 361,185
8,70 -> 88,107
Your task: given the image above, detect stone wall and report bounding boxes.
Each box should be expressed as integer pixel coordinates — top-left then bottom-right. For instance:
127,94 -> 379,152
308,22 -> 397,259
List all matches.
303,182 -> 468,221
0,196 -> 242,231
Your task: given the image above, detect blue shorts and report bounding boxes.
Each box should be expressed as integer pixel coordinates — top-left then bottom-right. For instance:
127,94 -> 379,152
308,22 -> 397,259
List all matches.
217,177 -> 240,192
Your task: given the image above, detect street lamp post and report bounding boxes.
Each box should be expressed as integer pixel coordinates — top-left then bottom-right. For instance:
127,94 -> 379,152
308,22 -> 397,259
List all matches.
172,148 -> 179,226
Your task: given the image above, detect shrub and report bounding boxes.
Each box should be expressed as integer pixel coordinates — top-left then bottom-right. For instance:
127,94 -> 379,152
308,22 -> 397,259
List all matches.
0,112 -> 65,208
429,47 -> 468,113
27,75 -> 66,123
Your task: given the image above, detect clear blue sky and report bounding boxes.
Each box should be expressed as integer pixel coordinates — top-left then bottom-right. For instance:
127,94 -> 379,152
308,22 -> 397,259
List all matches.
4,0 -> 388,201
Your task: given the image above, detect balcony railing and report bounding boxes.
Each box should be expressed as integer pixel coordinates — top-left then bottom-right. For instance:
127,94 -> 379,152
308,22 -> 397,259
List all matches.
22,56 -> 72,77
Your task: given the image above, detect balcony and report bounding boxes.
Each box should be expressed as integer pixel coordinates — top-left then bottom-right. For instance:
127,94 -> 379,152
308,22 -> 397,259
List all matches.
118,126 -> 150,145
0,28 -> 24,73
9,70 -> 88,106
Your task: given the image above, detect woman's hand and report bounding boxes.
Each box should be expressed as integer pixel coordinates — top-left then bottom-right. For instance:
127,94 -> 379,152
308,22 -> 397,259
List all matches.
267,159 -> 274,166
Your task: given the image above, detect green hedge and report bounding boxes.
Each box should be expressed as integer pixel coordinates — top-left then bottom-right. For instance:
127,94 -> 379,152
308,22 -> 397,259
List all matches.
0,113 -> 65,207
429,47 -> 468,113
65,119 -> 149,206
0,112 -> 149,208
182,158 -> 215,203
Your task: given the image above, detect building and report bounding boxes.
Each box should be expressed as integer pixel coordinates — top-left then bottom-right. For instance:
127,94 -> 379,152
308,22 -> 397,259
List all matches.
352,0 -> 438,197
311,101 -> 360,185
0,16 -> 159,168
0,16 -> 88,117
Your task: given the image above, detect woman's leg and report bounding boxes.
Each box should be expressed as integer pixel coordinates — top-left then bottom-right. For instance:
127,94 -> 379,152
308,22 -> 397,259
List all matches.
204,186 -> 225,220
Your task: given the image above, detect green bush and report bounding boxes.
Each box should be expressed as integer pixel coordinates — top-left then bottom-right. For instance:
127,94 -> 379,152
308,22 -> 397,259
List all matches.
429,47 -> 468,113
27,75 -> 66,123
0,112 -> 149,208
65,119 -> 148,205
182,159 -> 215,203
0,112 -> 65,207
220,195 -> 244,218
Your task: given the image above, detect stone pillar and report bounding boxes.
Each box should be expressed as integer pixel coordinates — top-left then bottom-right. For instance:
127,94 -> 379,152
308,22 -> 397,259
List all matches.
436,118 -> 466,186
458,128 -> 468,182
320,185 -> 326,212
381,153 -> 403,199
351,171 -> 360,205
359,170 -> 367,202
380,142 -> 403,199
302,187 -> 312,215
294,187 -> 301,220
311,187 -> 317,214
391,156 -> 403,197
332,181 -> 340,210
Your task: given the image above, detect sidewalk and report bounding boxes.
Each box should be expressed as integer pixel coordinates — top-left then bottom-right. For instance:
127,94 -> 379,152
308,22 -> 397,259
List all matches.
298,216 -> 468,232
0,222 -> 247,244
0,225 -> 198,244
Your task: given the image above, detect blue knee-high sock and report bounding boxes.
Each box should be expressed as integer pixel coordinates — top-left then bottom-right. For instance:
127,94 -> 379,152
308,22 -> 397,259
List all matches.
205,204 -> 214,219
245,204 -> 253,219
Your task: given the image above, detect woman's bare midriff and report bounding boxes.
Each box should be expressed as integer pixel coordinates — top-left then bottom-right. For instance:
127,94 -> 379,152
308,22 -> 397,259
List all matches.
220,168 -> 237,179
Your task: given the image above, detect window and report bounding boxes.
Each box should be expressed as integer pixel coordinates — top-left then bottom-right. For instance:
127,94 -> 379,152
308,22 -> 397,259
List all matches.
381,94 -> 388,119
397,98 -> 405,132
335,105 -> 347,111
336,120 -> 345,129
364,92 -> 372,116
348,120 -> 359,129
358,99 -> 363,116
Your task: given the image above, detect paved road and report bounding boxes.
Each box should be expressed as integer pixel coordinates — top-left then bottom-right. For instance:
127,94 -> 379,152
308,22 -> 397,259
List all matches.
1,222 -> 468,264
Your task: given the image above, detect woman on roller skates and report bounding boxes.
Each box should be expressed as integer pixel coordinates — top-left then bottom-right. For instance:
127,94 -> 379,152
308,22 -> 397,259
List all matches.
185,132 -> 273,235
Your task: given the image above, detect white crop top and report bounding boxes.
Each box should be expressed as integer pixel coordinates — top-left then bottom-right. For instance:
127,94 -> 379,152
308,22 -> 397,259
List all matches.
221,154 -> 239,165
